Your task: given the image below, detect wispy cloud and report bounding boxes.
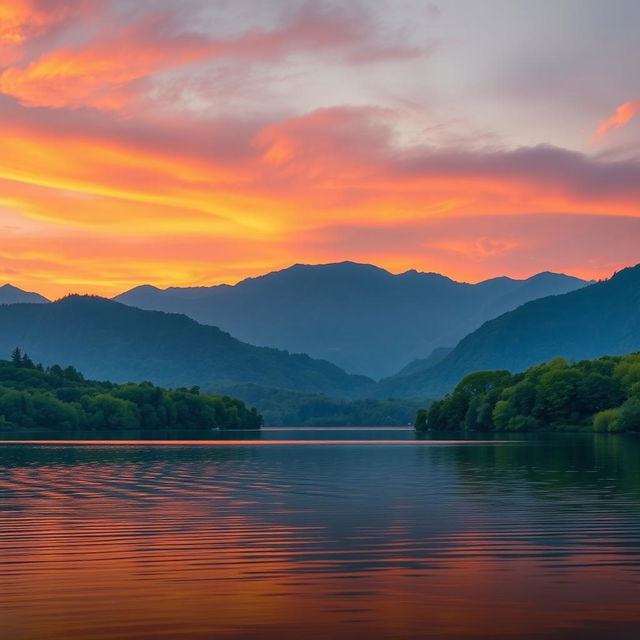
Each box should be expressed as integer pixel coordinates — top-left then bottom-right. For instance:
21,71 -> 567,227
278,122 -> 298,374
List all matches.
0,1 -> 428,110
2,1 -> 640,297
593,100 -> 640,142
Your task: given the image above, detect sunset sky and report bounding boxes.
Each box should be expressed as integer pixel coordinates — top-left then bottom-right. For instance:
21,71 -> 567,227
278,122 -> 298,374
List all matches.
2,0 -> 640,298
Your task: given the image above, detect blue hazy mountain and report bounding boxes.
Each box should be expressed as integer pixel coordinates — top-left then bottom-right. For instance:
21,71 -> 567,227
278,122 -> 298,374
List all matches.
394,347 -> 454,378
377,264 -> 640,399
0,295 -> 373,397
0,284 -> 49,305
114,262 -> 587,378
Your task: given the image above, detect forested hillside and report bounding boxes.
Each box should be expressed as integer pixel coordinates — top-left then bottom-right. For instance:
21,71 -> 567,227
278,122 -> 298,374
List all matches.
0,295 -> 373,398
0,350 -> 262,432
218,383 -> 422,426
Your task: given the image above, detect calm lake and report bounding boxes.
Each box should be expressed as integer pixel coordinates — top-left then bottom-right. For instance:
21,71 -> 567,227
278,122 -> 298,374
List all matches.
2,429 -> 640,639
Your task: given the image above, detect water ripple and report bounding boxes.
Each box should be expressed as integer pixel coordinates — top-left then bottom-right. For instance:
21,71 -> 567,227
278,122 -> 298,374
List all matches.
1,435 -> 640,639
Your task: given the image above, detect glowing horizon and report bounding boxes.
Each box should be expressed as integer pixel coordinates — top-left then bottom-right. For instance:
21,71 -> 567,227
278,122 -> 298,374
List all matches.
0,253 -> 624,302
2,0 -> 640,299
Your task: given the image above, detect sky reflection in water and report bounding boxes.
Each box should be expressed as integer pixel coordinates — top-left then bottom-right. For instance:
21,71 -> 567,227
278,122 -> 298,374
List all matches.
1,430 -> 640,640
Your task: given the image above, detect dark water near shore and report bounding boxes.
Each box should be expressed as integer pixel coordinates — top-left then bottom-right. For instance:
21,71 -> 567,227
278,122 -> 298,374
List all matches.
1,430 -> 640,639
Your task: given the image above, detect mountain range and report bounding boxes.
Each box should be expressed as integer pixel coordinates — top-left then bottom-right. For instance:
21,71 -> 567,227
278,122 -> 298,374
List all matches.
377,264 -> 640,399
113,262 -> 588,378
1,263 -> 639,421
0,295 -> 372,398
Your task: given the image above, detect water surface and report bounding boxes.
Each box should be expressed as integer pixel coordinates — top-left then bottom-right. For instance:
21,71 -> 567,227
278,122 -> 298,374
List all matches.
1,430 -> 640,639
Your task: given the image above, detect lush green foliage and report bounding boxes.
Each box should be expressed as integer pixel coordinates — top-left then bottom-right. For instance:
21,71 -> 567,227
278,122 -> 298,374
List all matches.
0,350 -> 262,432
414,409 -> 428,431
422,354 -> 640,432
217,383 -> 422,426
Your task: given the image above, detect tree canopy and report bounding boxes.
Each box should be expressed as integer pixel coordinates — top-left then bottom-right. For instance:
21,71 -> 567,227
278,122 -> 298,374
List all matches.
419,353 -> 640,433
0,351 -> 262,432
216,383 -> 422,427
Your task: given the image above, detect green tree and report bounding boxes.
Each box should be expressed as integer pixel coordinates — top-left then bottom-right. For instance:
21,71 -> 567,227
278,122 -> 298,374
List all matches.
455,370 -> 512,395
464,395 -> 485,431
414,408 -> 428,431
593,408 -> 621,432
10,348 -> 22,366
617,398 -> 640,432
85,395 -> 139,429
533,367 -> 583,424
492,399 -> 516,431
21,352 -> 35,369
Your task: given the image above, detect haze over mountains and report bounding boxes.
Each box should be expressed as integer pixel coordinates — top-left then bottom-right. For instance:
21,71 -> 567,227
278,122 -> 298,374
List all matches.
6,261 -> 638,408
114,262 -> 588,378
378,264 -> 640,399
0,296 -> 372,398
1,262 -> 639,422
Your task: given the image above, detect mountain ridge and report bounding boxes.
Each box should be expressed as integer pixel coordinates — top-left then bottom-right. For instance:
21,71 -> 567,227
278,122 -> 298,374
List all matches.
113,262 -> 588,378
0,284 -> 49,305
376,264 -> 640,399
0,295 -> 373,398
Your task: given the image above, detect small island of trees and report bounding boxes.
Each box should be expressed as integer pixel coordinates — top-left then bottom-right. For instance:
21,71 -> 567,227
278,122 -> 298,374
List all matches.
0,348 -> 262,433
417,353 -> 640,433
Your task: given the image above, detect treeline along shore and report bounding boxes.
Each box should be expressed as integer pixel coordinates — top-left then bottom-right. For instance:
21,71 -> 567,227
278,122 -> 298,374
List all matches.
0,349 -> 263,433
416,353 -> 640,433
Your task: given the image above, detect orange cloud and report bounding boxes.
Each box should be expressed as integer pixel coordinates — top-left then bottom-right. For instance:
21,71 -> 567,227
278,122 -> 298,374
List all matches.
4,105 -> 640,223
0,16 -> 216,110
2,98 -> 640,297
0,3 -> 426,111
1,1 -> 46,45
0,0 -> 96,66
593,100 -> 640,142
1,2 -> 639,299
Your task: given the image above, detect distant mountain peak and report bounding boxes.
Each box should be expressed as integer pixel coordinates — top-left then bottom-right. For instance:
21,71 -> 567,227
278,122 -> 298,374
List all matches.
377,261 -> 640,399
525,271 -> 581,282
52,294 -> 127,310
58,293 -> 113,302
480,275 -> 516,283
399,269 -> 457,283
120,284 -> 162,294
0,284 -> 49,304
112,262 -> 591,378
610,262 -> 640,281
115,263 -> 593,297
284,261 -> 390,274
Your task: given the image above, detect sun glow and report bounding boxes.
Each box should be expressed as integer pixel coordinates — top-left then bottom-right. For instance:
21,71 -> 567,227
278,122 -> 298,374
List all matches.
0,0 -> 639,297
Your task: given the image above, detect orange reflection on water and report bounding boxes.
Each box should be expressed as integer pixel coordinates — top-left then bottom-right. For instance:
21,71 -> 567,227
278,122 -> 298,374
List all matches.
1,442 -> 640,640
